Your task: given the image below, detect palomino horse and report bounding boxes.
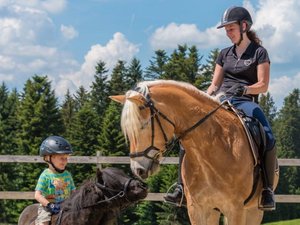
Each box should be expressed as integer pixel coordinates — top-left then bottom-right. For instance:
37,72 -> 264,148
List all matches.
18,167 -> 148,225
110,80 -> 278,225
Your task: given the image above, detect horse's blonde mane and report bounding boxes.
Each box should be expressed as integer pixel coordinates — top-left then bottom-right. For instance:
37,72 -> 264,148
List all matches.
121,80 -> 220,145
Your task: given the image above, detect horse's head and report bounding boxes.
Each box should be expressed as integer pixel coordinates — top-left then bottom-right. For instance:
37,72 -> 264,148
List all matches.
96,167 -> 148,202
110,81 -> 176,179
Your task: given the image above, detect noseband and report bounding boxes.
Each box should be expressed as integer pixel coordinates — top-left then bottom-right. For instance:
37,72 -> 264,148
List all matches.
95,177 -> 133,200
129,92 -> 225,161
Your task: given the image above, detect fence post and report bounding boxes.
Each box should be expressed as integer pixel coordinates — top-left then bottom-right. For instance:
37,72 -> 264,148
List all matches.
96,151 -> 102,170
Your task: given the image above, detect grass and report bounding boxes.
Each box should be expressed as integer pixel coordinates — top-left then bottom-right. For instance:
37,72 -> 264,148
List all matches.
263,219 -> 300,225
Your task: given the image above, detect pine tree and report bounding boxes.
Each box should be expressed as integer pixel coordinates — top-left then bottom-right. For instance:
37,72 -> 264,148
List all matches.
126,57 -> 144,88
259,92 -> 277,126
0,84 -> 22,223
195,48 -> 219,91
12,75 -> 64,223
145,50 -> 168,80
98,101 -> 126,158
67,102 -> 101,185
90,60 -> 109,118
163,45 -> 188,81
61,90 -> 76,139
73,86 -> 90,111
270,88 -> 300,221
108,60 -> 128,95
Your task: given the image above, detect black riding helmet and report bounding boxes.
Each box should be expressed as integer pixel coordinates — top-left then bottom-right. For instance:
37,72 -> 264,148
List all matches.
217,6 -> 253,46
40,136 -> 73,173
40,136 -> 73,156
217,6 -> 252,30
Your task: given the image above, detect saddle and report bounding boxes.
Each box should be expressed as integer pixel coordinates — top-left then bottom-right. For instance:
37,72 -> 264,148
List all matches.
223,100 -> 266,166
222,100 -> 268,205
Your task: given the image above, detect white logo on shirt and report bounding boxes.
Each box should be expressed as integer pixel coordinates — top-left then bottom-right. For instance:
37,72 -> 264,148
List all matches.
244,59 -> 252,66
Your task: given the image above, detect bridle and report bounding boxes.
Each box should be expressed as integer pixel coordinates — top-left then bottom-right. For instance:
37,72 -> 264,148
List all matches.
83,177 -> 134,209
129,95 -> 175,162
129,92 -> 226,162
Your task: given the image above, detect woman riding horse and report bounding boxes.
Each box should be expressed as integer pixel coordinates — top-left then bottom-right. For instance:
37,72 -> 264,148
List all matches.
164,6 -> 277,212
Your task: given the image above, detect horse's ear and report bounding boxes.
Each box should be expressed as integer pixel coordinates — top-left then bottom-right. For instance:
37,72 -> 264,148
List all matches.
109,95 -> 126,104
110,91 -> 146,106
126,91 -> 146,106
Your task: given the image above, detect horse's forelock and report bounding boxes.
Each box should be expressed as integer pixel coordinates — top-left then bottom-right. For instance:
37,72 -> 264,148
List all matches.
121,84 -> 149,146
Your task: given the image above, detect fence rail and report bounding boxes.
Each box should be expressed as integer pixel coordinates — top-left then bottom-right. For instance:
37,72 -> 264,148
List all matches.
1,155 -> 300,166
1,155 -> 300,203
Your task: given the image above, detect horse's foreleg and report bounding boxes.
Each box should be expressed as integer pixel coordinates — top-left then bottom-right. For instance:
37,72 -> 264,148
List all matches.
245,208 -> 264,225
226,209 -> 247,225
207,209 -> 221,225
187,205 -> 220,225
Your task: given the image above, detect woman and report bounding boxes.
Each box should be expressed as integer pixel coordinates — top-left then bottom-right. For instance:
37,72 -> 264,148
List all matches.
164,6 -> 276,211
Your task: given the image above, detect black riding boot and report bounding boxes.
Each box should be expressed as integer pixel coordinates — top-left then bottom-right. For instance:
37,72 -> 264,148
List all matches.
259,147 -> 277,211
164,145 -> 186,206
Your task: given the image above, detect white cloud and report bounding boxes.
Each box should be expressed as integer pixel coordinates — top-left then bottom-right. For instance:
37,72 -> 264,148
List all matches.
56,32 -> 139,97
150,0 -> 300,63
0,1 -> 79,94
149,0 -> 300,109
0,55 -> 16,70
0,73 -> 14,81
269,73 -> 300,108
0,0 -> 67,13
150,22 -> 226,50
253,0 -> 300,63
60,24 -> 78,40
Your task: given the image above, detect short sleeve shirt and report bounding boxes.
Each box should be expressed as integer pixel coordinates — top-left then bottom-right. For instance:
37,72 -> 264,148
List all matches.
35,168 -> 76,203
216,41 -> 270,101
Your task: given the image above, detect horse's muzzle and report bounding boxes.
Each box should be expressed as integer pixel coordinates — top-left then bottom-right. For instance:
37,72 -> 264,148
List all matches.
131,159 -> 160,180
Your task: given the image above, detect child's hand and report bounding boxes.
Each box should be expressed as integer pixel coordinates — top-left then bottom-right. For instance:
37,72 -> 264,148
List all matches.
46,202 -> 61,214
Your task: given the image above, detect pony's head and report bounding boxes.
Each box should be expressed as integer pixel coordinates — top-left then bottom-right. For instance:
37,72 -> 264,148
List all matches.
63,167 -> 147,213
97,167 -> 148,202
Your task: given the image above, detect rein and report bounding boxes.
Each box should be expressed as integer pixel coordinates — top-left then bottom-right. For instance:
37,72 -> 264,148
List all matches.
129,93 -> 226,159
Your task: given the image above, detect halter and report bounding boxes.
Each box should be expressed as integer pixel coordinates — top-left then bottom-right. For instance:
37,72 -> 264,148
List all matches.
129,92 -> 226,161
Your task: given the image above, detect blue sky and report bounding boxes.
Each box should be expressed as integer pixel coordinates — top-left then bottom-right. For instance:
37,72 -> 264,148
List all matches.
0,0 -> 299,109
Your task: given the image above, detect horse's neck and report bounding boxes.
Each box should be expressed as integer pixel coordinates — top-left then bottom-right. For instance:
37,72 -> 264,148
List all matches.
153,87 -> 222,133
155,87 -> 248,158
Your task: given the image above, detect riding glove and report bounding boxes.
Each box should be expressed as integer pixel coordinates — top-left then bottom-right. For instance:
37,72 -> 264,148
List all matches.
233,85 -> 247,97
46,202 -> 61,214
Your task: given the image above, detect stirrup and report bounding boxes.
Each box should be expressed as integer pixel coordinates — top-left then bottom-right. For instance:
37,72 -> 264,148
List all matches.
164,183 -> 186,207
258,188 -> 276,211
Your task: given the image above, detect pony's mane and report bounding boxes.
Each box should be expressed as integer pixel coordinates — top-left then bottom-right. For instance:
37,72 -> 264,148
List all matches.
121,80 -> 220,145
63,178 -> 100,211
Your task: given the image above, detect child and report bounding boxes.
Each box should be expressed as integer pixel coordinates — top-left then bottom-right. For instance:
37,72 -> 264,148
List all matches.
35,136 -> 76,225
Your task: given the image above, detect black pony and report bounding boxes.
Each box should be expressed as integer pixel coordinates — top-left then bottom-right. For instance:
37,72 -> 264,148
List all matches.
18,167 -> 148,225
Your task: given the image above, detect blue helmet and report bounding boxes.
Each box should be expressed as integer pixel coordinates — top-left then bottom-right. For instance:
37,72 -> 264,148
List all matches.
39,136 -> 73,156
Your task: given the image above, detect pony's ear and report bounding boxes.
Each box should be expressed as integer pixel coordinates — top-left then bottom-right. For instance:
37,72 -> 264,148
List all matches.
109,95 -> 126,104
96,168 -> 103,182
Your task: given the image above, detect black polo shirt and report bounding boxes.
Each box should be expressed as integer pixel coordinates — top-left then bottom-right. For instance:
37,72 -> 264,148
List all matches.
216,41 -> 270,102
